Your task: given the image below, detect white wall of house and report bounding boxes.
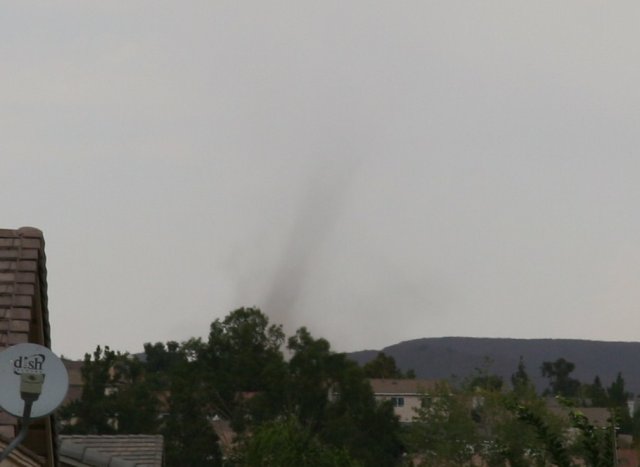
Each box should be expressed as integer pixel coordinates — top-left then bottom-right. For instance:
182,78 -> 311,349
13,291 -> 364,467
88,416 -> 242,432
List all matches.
369,379 -> 438,423
374,394 -> 422,422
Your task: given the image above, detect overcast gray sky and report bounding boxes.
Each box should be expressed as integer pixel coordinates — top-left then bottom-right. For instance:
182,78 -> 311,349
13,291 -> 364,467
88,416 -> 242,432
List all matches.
3,1 -> 640,358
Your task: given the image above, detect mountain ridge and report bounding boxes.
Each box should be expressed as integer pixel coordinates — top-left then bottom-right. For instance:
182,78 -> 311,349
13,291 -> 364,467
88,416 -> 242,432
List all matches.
347,337 -> 640,394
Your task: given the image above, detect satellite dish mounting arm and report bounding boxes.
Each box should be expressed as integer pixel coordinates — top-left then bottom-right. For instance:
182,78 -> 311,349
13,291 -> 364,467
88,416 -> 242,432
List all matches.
0,373 -> 44,461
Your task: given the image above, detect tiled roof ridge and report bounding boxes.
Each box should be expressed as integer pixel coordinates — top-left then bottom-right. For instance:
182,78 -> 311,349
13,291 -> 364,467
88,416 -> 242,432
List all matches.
368,378 -> 439,395
60,434 -> 163,440
24,227 -> 51,350
368,378 -> 438,385
59,439 -> 137,467
59,435 -> 164,466
0,226 -> 50,348
0,226 -> 43,237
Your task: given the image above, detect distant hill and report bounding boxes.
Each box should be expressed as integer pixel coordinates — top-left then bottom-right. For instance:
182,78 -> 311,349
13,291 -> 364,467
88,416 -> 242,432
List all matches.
348,337 -> 640,395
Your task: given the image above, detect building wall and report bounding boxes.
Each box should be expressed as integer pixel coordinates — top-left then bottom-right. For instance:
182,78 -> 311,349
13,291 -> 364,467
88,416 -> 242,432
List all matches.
375,394 -> 421,422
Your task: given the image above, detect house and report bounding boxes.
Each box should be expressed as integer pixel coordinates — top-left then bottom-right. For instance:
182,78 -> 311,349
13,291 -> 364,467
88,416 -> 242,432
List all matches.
369,378 -> 438,422
546,398 -> 613,430
0,227 -> 59,466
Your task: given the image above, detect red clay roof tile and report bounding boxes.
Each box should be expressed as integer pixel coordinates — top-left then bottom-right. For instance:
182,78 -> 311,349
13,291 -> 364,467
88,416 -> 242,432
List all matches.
0,320 -> 30,332
0,249 -> 39,260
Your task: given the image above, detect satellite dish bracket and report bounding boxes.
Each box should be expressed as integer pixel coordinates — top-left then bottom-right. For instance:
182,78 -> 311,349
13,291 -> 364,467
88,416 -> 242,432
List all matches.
0,395 -> 36,462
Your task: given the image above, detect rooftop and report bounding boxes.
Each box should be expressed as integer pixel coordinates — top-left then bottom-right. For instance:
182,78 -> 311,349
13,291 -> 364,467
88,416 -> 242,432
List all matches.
0,227 -> 56,464
369,378 -> 439,395
59,435 -> 164,467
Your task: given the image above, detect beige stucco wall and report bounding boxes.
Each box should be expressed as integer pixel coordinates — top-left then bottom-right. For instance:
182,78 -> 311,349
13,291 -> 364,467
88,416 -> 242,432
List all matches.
375,394 -> 421,422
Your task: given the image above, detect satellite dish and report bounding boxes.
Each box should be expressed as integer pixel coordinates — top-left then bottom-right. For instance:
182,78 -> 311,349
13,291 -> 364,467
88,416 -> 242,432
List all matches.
0,343 -> 69,418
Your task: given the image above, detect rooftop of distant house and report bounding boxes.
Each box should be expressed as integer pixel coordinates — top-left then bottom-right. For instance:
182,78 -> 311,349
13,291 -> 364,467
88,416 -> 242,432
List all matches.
369,378 -> 439,395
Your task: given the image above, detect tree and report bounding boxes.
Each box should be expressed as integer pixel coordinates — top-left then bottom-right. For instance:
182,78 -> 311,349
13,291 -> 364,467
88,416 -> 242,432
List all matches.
607,372 -> 630,407
406,383 -> 478,466
362,352 -> 414,379
606,372 -> 633,434
479,402 -> 541,467
508,402 -> 572,467
204,308 -> 286,403
144,340 -> 223,466
510,356 -> 534,396
144,340 -> 185,375
195,307 -> 290,434
60,342 -> 222,464
60,309 -> 408,467
59,346 -> 158,435
107,355 -> 160,434
286,327 -> 340,428
287,327 -> 404,467
541,358 -> 581,398
466,368 -> 550,467
465,357 -> 503,392
59,346 -> 119,434
588,376 -> 609,407
235,416 -> 361,466
568,409 -> 615,467
631,406 -> 640,442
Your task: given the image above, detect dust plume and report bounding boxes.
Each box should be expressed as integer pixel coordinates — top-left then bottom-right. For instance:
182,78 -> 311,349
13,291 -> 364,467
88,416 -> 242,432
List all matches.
262,156 -> 360,333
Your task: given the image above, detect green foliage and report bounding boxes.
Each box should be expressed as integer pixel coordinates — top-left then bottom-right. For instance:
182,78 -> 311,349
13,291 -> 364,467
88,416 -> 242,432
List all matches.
362,352 -> 414,379
511,397 -> 618,467
466,374 -> 504,393
473,392 -> 550,467
464,357 -> 503,393
109,357 -> 160,434
147,340 -> 223,466
604,373 -> 634,434
568,409 -> 615,467
287,327 -> 404,467
583,372 -> 633,434
199,307 -> 289,433
509,401 -> 572,467
632,406 -> 640,441
205,307 -> 286,400
235,416 -> 361,467
405,368 -> 603,467
286,327 -> 338,428
405,383 -> 478,466
607,372 -> 630,408
60,308 -> 404,467
59,345 -> 159,435
588,376 -> 609,407
61,309 -> 636,467
541,358 -> 581,398
58,346 -> 118,434
510,356 -> 535,397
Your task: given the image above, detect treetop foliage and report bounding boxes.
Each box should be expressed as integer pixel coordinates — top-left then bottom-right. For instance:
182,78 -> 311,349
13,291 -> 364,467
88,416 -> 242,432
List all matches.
59,309 -> 637,466
362,352 -> 415,379
59,308 -> 400,466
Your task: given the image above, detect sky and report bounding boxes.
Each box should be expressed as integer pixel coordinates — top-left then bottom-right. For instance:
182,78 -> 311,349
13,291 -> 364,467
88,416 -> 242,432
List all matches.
3,1 -> 640,359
